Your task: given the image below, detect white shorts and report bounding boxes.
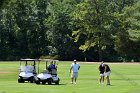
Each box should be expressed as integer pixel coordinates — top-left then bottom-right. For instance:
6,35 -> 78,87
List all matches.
104,71 -> 111,77
100,73 -> 104,77
71,72 -> 78,78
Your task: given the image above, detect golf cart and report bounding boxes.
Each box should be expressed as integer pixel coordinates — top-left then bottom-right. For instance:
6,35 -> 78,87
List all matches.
35,59 -> 60,85
18,58 -> 39,83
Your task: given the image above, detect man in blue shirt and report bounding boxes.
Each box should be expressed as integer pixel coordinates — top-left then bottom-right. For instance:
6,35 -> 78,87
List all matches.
48,61 -> 56,72
70,60 -> 80,84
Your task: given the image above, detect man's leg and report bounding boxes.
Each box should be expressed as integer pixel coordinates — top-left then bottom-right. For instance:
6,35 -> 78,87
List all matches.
102,76 -> 104,83
74,72 -> 78,84
99,74 -> 104,84
71,72 -> 74,84
106,76 -> 110,85
100,76 -> 104,84
71,77 -> 74,84
99,76 -> 102,84
106,71 -> 110,85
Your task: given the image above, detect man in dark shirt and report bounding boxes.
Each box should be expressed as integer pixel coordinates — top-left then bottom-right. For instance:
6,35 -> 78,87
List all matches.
98,62 -> 105,84
103,63 -> 111,85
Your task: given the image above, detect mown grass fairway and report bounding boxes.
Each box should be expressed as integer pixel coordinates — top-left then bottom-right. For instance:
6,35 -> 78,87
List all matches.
0,62 -> 140,93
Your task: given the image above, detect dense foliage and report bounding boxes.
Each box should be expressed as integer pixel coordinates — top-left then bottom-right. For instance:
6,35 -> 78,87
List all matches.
0,0 -> 140,61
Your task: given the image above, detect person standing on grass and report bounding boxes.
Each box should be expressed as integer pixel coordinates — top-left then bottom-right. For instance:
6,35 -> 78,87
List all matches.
98,62 -> 105,84
102,63 -> 111,85
70,60 -> 80,84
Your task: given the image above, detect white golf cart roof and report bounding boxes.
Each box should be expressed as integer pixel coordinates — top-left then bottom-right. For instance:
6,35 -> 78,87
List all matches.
20,58 -> 39,61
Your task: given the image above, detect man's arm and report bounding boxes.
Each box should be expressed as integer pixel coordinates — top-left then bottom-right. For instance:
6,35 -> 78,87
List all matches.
70,66 -> 72,73
78,65 -> 80,70
98,65 -> 100,71
104,65 -> 107,72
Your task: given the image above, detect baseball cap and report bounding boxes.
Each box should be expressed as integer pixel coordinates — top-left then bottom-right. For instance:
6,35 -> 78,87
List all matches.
74,60 -> 77,62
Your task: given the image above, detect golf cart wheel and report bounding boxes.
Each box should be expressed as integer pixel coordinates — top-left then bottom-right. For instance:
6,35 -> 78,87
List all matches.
55,78 -> 60,85
18,77 -> 24,83
35,78 -> 40,84
30,76 -> 34,83
18,79 -> 24,83
48,78 -> 52,85
42,81 -> 46,85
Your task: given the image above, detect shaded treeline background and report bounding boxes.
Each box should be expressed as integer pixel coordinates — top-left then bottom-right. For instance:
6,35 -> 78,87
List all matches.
0,0 -> 140,62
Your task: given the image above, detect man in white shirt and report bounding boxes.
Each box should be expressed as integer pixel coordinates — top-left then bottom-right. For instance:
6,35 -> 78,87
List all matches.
70,60 -> 80,84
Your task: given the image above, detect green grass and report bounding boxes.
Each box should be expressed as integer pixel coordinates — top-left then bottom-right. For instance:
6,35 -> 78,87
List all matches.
0,61 -> 140,93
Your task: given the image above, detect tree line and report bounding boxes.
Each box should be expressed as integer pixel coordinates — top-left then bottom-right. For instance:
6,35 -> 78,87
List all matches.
0,0 -> 140,61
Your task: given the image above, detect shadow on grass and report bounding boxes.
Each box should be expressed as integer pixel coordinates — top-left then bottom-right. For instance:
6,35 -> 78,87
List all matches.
106,84 -> 114,86
36,83 -> 67,86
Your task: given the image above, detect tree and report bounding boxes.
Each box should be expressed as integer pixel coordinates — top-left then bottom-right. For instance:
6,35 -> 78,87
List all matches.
0,2 -> 19,60
0,0 -> 139,61
124,2 -> 140,42
70,0 -> 117,61
114,2 -> 140,61
26,0 -> 50,58
0,0 -> 8,8
44,0 -> 83,60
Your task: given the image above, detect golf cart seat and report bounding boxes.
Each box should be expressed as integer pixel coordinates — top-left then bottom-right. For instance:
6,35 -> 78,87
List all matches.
48,69 -> 57,75
43,69 -> 49,73
20,66 -> 34,73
